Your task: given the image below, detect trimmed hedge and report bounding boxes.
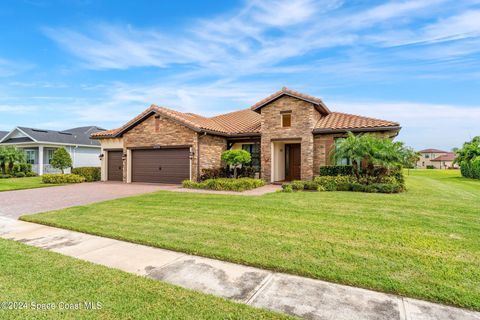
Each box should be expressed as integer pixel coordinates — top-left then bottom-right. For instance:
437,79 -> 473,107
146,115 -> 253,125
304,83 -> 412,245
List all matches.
319,165 -> 354,176
72,167 -> 101,182
183,178 -> 265,192
42,174 -> 86,184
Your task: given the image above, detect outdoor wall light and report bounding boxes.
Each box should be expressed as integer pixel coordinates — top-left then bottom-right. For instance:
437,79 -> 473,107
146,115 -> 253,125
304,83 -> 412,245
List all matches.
122,154 -> 127,161
98,153 -> 104,160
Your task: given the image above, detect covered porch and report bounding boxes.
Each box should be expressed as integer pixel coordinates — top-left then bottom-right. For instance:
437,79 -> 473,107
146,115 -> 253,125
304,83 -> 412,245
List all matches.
270,139 -> 301,183
17,145 -> 69,175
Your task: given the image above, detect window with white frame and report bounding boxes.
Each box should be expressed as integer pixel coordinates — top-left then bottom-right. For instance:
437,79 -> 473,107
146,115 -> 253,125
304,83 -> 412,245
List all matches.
25,150 -> 36,164
46,149 -> 55,164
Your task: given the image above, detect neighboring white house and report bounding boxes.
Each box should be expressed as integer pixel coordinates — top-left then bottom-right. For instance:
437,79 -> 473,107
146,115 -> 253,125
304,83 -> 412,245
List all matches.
0,126 -> 104,175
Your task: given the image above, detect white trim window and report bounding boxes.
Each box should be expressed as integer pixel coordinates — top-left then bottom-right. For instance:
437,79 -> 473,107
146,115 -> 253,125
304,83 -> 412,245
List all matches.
46,149 -> 55,164
25,150 -> 36,164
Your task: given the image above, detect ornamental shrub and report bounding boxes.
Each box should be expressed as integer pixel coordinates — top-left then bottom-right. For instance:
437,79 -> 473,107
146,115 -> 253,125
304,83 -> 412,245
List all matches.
182,178 -> 264,192
221,150 -> 251,178
12,163 -> 32,174
42,174 -> 85,184
72,167 -> 101,182
281,184 -> 294,193
314,176 -> 355,191
50,148 -> 72,174
319,165 -> 354,176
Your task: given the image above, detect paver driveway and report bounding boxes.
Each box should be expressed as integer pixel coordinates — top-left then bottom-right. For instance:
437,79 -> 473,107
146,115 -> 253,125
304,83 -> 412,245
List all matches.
0,182 -> 165,219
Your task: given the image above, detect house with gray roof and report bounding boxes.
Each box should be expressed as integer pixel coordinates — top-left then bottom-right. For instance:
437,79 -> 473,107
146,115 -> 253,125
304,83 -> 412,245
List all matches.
0,126 -> 104,175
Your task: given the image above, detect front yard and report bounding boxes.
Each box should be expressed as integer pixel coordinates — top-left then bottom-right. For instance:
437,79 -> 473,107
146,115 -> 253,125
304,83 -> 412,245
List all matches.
0,176 -> 56,192
22,170 -> 480,310
0,238 -> 289,319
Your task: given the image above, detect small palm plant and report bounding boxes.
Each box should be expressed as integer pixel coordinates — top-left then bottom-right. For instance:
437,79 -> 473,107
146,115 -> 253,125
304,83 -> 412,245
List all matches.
333,132 -> 411,182
0,146 -> 26,174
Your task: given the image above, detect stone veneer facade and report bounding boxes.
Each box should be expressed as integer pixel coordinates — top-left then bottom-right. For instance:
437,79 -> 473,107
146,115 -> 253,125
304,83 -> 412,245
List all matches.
99,95 -> 397,183
117,114 -> 227,182
258,95 -> 321,182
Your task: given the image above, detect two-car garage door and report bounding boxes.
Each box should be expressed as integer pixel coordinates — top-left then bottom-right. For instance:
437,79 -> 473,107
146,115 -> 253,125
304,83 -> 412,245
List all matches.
131,148 -> 190,184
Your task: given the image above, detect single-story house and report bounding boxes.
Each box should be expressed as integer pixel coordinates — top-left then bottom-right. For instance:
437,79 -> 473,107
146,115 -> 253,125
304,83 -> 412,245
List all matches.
430,152 -> 458,169
0,126 -> 104,175
0,131 -> 8,141
416,148 -> 453,169
92,87 -> 401,184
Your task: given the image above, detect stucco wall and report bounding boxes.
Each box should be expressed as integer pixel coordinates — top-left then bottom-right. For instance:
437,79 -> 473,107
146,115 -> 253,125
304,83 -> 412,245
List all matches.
99,138 -> 123,181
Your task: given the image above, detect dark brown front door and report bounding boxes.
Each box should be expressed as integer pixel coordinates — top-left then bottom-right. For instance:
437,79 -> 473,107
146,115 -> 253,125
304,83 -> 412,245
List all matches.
285,143 -> 301,181
131,148 -> 190,184
107,151 -> 123,181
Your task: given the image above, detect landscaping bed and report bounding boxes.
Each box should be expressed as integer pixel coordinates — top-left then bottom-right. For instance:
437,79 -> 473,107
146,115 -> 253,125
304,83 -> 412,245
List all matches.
182,178 -> 265,191
22,170 -> 480,310
0,238 -> 288,319
282,165 -> 405,193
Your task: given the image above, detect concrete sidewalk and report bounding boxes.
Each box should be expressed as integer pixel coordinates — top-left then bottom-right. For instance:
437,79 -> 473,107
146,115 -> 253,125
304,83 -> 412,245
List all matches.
0,217 -> 478,320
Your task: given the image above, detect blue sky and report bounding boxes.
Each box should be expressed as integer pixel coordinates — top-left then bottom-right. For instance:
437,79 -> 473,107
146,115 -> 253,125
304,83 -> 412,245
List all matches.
0,0 -> 479,150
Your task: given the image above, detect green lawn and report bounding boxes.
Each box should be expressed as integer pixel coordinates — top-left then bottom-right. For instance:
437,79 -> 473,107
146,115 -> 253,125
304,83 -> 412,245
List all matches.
0,238 -> 289,319
22,170 -> 480,310
0,176 -> 56,192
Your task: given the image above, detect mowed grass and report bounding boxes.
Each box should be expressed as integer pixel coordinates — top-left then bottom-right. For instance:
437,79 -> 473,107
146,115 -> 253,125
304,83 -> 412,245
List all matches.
23,170 -> 480,310
0,176 -> 56,192
0,239 -> 290,320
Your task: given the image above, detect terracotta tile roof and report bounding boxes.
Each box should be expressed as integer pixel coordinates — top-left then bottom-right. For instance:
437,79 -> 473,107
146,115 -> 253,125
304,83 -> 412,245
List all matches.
431,152 -> 455,161
210,108 -> 261,134
91,105 -> 256,138
90,128 -> 119,138
314,112 -> 399,132
91,88 -> 400,138
250,87 -> 330,114
418,148 -> 448,153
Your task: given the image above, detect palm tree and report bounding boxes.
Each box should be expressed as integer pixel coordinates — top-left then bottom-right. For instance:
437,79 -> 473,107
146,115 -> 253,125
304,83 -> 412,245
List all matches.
0,146 -> 26,173
332,132 -> 370,179
332,132 -> 411,181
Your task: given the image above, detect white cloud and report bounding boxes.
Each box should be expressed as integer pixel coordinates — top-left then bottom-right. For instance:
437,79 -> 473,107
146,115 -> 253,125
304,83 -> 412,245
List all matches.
0,105 -> 37,114
330,99 -> 480,149
0,58 -> 33,77
42,0 -> 475,81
